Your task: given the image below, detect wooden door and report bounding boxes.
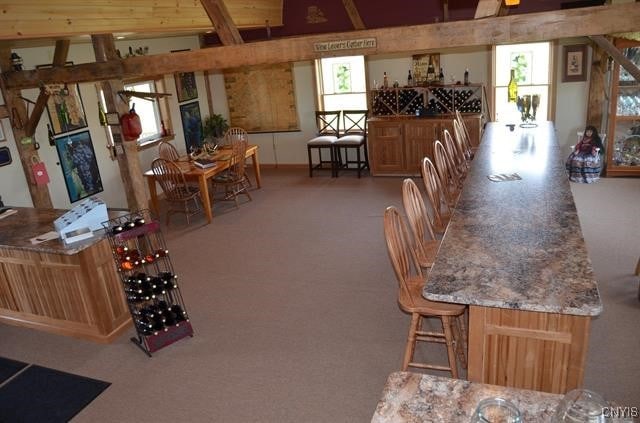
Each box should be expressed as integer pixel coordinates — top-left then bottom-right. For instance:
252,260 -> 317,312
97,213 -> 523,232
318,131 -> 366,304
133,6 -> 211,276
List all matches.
405,120 -> 439,175
368,120 -> 405,175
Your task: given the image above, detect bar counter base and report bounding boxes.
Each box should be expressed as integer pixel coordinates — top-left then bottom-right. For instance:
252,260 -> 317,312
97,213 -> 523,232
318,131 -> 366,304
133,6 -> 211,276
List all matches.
467,305 -> 590,395
0,238 -> 131,343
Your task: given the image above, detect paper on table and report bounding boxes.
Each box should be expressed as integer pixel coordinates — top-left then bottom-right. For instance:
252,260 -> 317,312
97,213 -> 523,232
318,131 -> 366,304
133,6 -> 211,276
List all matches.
30,231 -> 60,244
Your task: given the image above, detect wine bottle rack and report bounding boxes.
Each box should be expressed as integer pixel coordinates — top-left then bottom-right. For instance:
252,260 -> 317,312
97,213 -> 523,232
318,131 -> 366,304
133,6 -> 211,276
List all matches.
103,209 -> 194,357
371,84 -> 484,116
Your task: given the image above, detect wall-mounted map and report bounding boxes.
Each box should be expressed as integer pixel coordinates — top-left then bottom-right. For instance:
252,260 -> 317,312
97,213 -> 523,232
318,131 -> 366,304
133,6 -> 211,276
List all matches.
224,63 -> 299,133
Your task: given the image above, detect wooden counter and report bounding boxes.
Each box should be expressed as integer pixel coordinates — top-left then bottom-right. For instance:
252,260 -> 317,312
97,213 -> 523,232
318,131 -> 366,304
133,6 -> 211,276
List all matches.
367,114 -> 482,176
423,122 -> 602,394
0,207 -> 131,343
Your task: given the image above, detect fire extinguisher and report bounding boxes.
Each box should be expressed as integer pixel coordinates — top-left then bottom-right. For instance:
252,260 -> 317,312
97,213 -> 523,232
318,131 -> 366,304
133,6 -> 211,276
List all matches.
120,103 -> 142,141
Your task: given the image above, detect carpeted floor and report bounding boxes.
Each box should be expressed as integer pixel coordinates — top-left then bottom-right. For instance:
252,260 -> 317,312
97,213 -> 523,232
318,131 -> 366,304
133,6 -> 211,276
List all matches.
0,167 -> 637,422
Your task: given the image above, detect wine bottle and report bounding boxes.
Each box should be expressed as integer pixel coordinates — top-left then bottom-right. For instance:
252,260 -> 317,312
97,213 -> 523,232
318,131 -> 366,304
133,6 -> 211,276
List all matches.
383,72 -> 389,89
439,67 -> 445,84
508,68 -> 518,103
407,70 -> 413,87
464,68 -> 469,86
98,102 -> 107,126
426,58 -> 436,84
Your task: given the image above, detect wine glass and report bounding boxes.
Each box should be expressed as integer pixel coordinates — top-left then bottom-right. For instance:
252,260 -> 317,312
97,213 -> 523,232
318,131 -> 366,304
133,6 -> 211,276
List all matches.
471,398 -> 522,423
522,95 -> 531,122
531,94 -> 540,120
552,389 -> 607,422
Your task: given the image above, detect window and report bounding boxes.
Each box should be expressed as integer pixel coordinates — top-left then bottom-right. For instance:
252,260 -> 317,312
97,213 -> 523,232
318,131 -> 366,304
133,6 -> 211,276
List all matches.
124,80 -> 163,142
494,42 -> 551,123
316,55 -> 367,111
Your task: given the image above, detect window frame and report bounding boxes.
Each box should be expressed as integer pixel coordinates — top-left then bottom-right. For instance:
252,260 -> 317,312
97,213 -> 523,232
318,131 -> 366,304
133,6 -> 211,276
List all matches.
315,55 -> 368,112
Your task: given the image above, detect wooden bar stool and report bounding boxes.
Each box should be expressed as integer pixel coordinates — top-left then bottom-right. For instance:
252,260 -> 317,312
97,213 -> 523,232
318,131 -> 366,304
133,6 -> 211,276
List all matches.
420,157 -> 453,234
433,141 -> 462,208
307,111 -> 340,177
402,178 -> 440,269
383,206 -> 467,376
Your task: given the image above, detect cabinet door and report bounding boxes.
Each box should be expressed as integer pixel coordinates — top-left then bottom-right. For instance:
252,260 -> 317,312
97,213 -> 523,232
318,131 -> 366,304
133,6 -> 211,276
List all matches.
607,39 -> 640,177
368,121 -> 405,175
405,121 -> 439,175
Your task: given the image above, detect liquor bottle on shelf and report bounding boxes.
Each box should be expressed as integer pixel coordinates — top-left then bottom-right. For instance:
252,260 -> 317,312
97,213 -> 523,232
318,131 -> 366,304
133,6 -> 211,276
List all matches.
508,68 -> 518,103
439,68 -> 445,84
383,72 -> 389,89
426,57 -> 436,83
407,70 -> 413,87
464,68 -> 469,86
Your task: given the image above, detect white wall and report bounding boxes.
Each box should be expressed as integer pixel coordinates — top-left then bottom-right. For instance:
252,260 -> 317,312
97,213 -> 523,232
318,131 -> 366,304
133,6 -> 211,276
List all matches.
0,37 -> 593,210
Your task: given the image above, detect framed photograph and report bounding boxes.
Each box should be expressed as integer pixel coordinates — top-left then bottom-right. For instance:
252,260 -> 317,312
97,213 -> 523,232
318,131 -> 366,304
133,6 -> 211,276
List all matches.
563,44 -> 588,82
55,130 -> 103,203
175,71 -> 198,103
412,53 -> 440,85
45,83 -> 88,135
179,101 -> 202,152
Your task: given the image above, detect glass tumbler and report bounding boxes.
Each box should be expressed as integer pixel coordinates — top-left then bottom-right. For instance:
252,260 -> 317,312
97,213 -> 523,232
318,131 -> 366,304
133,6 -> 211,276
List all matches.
471,397 -> 522,423
552,389 -> 607,422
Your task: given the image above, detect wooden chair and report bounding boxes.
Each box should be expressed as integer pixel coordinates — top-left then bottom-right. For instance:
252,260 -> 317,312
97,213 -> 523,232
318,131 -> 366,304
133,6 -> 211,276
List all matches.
454,111 -> 475,159
224,127 -> 248,146
307,111 -> 340,177
402,178 -> 440,269
335,109 -> 369,178
443,129 -> 468,181
213,138 -> 252,208
158,141 -> 180,161
420,157 -> 452,234
433,140 -> 461,207
151,158 -> 203,225
383,206 -> 467,376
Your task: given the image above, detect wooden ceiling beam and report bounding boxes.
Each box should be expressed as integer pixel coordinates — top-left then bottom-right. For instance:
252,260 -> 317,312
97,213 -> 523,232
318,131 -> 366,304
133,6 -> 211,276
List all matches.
589,34 -> 640,82
200,0 -> 243,45
4,3 -> 640,90
24,40 -> 70,136
342,0 -> 366,30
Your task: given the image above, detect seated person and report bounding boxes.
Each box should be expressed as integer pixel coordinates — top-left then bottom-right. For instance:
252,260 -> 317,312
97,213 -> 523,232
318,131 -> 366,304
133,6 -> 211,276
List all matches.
565,125 -> 604,183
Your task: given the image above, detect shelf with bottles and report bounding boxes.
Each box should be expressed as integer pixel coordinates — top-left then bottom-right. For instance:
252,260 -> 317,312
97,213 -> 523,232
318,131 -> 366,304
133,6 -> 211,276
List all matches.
103,209 -> 194,356
370,84 -> 484,117
606,38 -> 640,177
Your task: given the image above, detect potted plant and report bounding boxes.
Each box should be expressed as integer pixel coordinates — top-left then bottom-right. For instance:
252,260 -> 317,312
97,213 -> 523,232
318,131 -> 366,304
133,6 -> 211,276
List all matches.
202,113 -> 229,145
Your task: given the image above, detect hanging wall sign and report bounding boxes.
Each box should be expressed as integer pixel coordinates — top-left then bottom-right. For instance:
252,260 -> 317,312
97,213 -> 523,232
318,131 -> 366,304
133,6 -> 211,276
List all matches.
313,38 -> 376,53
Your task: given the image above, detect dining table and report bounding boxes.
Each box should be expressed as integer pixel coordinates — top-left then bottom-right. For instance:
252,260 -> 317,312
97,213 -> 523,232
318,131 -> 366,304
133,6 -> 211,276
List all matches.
423,121 -> 602,394
144,144 -> 261,224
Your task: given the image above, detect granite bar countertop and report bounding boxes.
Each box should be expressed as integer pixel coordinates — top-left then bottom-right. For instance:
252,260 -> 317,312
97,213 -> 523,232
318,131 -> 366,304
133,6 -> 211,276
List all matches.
423,122 -> 602,316
0,206 -> 110,255
371,372 -> 562,422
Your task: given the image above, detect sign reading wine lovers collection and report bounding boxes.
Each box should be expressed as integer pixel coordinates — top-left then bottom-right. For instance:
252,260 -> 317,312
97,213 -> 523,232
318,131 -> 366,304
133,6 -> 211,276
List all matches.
313,38 -> 377,52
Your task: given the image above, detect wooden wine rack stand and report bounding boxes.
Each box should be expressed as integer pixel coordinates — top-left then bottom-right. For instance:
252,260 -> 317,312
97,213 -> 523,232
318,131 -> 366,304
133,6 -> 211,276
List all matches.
103,210 -> 194,357
371,84 -> 485,117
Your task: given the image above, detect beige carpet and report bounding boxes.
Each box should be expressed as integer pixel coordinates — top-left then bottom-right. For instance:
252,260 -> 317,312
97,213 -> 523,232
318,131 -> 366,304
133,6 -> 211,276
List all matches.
0,168 -> 638,422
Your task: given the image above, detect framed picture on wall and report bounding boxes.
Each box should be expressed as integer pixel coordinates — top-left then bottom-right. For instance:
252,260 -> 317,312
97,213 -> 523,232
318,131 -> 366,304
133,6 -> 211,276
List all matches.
175,71 -> 198,103
45,83 -> 88,135
179,101 -> 202,153
55,130 -> 103,203
563,44 -> 588,82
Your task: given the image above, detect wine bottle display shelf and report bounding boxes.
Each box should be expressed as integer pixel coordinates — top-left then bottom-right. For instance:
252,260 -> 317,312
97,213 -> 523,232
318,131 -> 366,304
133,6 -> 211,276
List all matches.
371,85 -> 484,116
102,209 -> 194,356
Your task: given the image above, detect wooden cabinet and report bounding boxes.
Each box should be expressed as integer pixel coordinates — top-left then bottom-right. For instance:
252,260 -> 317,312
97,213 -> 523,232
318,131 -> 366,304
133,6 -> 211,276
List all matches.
368,115 -> 482,176
606,38 -> 640,177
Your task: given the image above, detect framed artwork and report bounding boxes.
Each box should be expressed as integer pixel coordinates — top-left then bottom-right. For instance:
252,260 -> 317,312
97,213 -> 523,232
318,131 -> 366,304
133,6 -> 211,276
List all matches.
55,130 -> 103,203
412,53 -> 440,85
563,44 -> 588,82
45,83 -> 88,135
179,101 -> 202,152
175,71 -> 198,103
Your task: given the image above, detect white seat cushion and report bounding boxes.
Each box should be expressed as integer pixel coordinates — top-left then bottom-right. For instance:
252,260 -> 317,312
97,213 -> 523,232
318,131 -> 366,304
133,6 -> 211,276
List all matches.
335,134 -> 365,145
307,135 -> 338,146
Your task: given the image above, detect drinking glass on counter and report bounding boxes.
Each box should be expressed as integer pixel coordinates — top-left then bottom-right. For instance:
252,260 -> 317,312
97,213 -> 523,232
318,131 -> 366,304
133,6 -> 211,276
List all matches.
552,389 -> 607,422
471,397 -> 522,423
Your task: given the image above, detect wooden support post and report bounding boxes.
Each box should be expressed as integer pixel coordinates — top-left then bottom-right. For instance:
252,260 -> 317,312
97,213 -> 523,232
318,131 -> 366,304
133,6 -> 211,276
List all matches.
341,0 -> 366,29
589,35 -> 640,82
0,45 -> 52,208
199,0 -> 243,45
586,40 -> 609,134
92,34 -> 148,213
